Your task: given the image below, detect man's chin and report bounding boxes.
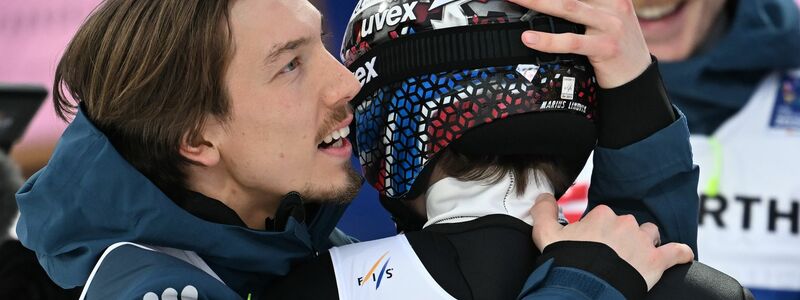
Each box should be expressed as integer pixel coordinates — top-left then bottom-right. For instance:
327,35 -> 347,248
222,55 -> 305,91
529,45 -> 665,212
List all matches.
302,164 -> 364,204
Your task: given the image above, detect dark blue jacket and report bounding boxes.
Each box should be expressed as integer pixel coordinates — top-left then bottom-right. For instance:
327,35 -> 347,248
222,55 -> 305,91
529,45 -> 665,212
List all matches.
15,108 -> 351,299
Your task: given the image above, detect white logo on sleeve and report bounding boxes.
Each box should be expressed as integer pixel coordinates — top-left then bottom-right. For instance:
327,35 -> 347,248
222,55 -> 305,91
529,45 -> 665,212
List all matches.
142,285 -> 198,300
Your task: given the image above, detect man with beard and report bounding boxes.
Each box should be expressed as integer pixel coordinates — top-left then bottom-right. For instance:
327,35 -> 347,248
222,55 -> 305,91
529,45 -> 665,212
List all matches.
18,1 -> 363,299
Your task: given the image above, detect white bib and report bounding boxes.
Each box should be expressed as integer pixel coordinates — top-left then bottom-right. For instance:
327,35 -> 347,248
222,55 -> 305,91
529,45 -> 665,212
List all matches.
330,235 -> 456,300
691,70 -> 800,291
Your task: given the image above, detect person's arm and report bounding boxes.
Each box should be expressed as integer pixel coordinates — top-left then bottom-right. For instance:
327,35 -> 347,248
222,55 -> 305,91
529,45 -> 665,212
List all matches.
589,105 -> 699,255
588,57 -> 699,256
508,0 -> 698,298
518,241 -> 644,300
509,0 -> 699,255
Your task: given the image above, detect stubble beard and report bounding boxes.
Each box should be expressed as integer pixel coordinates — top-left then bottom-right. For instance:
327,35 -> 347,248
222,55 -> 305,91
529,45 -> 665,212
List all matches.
301,160 -> 363,204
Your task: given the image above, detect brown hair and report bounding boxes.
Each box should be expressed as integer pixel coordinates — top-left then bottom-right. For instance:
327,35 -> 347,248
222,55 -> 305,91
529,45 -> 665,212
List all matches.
435,148 -> 571,196
53,0 -> 233,199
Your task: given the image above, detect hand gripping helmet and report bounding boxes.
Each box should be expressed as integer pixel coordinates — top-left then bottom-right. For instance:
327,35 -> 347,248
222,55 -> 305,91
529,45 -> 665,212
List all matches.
342,0 -> 598,230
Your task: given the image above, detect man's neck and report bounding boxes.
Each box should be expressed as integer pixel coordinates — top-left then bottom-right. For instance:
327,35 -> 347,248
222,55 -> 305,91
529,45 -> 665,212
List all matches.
424,171 -> 558,228
186,168 -> 279,230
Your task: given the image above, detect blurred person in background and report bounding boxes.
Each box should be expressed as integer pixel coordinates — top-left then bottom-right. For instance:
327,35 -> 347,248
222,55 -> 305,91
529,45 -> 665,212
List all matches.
558,0 -> 800,298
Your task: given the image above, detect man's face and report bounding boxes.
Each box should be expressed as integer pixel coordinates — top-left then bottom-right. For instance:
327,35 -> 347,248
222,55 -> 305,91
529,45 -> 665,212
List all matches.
634,0 -> 728,61
219,0 -> 362,204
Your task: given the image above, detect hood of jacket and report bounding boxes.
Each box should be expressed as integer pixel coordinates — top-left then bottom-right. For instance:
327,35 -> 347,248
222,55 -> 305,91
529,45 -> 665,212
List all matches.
15,108 -> 349,289
660,0 -> 800,134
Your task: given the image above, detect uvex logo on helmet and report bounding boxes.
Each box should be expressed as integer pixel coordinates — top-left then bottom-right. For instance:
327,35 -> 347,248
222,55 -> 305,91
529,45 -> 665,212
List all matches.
360,1 -> 419,38
353,56 -> 379,87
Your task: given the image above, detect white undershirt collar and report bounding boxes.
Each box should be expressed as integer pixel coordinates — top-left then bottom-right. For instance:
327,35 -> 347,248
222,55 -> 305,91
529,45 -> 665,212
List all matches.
424,171 -> 560,228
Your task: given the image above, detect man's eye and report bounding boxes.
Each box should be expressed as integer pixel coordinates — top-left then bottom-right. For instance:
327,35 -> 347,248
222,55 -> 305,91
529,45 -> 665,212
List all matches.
280,58 -> 302,74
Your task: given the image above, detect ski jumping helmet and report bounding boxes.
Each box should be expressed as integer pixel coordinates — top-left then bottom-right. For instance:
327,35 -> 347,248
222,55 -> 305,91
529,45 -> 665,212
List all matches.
342,0 -> 598,229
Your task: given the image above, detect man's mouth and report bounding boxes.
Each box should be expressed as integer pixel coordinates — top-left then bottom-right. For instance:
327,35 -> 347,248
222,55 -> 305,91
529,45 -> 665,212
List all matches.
635,0 -> 687,21
318,126 -> 351,149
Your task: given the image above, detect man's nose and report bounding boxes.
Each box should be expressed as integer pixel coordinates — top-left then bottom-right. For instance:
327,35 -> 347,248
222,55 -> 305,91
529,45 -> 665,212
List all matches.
322,54 -> 361,107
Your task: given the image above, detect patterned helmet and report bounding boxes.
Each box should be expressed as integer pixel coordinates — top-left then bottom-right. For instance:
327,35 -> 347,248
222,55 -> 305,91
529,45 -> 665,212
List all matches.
342,0 -> 598,202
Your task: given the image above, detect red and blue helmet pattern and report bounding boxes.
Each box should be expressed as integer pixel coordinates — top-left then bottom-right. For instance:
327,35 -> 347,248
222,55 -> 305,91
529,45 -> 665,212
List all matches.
354,62 -> 596,199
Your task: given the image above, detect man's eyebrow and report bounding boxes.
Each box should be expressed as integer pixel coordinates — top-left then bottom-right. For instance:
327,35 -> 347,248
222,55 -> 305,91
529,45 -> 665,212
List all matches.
264,37 -> 310,67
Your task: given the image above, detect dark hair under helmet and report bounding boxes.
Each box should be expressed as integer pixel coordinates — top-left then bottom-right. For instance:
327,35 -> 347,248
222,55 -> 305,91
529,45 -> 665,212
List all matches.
342,0 -> 598,206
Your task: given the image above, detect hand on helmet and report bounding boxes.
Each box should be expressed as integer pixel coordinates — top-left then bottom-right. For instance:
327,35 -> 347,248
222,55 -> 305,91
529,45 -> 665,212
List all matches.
510,0 -> 652,89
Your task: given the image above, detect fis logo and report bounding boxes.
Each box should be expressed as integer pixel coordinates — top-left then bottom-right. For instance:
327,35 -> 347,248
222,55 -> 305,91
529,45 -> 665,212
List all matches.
353,56 -> 379,87
356,251 -> 394,289
360,1 -> 418,38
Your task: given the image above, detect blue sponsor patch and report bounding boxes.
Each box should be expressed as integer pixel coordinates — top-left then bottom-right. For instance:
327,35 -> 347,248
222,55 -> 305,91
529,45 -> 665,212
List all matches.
770,73 -> 800,130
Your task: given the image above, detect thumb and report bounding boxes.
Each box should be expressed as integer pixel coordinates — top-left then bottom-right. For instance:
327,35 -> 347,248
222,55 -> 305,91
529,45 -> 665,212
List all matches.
655,242 -> 694,269
531,193 -> 563,249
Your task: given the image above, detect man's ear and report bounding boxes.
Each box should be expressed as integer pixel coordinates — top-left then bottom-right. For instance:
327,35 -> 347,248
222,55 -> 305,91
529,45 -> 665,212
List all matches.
179,124 -> 222,167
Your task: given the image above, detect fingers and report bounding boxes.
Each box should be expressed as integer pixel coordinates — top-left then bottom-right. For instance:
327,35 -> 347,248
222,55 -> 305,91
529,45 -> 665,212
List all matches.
655,242 -> 695,269
531,193 -> 559,226
509,0 -> 612,30
582,204 -> 616,223
512,0 -> 652,88
522,31 -> 618,59
530,193 -> 564,249
639,222 -> 661,247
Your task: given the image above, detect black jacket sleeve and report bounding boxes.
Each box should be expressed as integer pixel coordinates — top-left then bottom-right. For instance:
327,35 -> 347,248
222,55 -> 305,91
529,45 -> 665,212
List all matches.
597,58 -> 676,149
536,241 -> 647,300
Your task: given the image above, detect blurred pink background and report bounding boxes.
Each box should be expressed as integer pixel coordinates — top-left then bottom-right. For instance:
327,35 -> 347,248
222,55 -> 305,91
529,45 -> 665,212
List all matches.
0,0 -> 102,176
